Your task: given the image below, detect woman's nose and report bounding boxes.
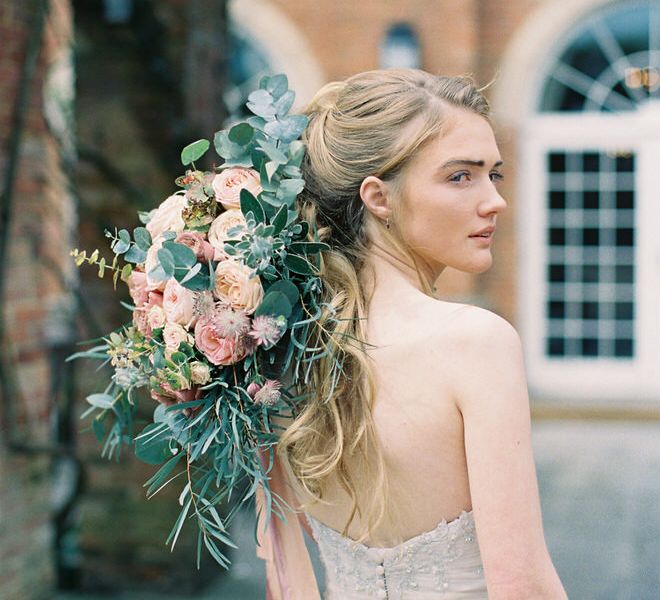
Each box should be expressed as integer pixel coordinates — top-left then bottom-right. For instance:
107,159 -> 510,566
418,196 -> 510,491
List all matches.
480,186 -> 507,215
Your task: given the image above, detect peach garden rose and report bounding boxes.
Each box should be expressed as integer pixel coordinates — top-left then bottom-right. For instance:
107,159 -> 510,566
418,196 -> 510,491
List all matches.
146,193 -> 187,239
163,322 -> 193,349
212,167 -> 262,210
214,259 -> 263,314
207,209 -> 247,260
163,278 -> 197,328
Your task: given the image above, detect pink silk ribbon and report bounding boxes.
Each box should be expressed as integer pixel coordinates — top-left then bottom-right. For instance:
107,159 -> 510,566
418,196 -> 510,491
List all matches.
256,451 -> 322,600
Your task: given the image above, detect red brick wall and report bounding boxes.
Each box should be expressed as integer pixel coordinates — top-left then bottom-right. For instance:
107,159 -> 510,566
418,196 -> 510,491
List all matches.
267,0 -> 540,321
0,0 -> 75,598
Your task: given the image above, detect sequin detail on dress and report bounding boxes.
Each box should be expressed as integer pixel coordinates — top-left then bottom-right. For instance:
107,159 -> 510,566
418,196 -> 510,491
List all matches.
306,510 -> 487,599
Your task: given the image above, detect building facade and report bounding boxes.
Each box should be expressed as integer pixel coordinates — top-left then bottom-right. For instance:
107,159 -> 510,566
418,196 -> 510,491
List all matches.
232,0 -> 660,409
2,1 -> 659,597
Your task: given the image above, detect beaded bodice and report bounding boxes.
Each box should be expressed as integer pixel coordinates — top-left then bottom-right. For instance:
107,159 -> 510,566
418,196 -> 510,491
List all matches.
306,510 -> 487,599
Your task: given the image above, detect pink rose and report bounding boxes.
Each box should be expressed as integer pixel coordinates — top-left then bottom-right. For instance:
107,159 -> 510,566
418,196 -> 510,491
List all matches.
175,231 -> 215,262
163,322 -> 193,348
132,291 -> 164,337
163,278 -> 197,328
207,210 -> 246,259
212,168 -> 262,210
127,271 -> 149,306
146,193 -> 187,239
147,305 -> 166,331
214,259 -> 263,314
194,315 -> 251,366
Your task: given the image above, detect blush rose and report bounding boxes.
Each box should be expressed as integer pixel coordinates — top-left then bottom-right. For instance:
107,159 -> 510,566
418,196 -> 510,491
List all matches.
194,315 -> 251,366
163,278 -> 197,328
214,259 -> 263,315
212,167 -> 262,210
146,193 -> 187,239
127,270 -> 149,306
207,210 -> 246,260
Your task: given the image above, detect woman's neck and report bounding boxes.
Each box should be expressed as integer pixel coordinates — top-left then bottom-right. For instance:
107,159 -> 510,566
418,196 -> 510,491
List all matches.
361,242 -> 443,301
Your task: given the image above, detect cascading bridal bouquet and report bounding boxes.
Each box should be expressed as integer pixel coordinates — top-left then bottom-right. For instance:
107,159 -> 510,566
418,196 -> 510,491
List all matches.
71,74 -> 332,567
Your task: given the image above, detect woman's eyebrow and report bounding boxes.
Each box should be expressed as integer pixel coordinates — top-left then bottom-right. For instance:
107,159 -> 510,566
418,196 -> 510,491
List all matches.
440,159 -> 504,169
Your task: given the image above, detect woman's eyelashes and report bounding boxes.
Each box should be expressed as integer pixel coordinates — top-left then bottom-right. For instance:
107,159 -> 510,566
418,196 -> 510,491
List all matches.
448,171 -> 471,184
447,170 -> 504,184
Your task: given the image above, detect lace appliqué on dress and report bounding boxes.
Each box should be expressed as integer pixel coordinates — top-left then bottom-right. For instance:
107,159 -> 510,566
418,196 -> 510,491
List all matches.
306,510 -> 487,599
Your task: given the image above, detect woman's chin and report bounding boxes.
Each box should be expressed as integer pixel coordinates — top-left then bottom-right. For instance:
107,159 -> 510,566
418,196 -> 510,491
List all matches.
457,254 -> 493,274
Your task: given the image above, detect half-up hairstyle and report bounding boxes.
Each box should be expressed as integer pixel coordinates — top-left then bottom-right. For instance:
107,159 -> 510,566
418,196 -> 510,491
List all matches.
278,69 -> 490,540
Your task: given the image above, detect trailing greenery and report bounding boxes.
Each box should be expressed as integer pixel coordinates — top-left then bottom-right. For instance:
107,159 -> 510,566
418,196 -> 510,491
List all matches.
71,74 -> 337,567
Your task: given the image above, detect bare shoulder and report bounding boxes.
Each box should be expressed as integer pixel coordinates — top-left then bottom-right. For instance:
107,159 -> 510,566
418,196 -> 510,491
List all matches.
426,301 -> 521,354
421,302 -> 525,404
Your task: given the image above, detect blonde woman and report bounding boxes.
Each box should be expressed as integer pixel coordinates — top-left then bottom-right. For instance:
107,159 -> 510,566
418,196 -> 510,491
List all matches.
258,69 -> 568,600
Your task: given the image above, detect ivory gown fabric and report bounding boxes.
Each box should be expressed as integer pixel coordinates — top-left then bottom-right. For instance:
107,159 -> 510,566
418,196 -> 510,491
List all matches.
306,510 -> 488,599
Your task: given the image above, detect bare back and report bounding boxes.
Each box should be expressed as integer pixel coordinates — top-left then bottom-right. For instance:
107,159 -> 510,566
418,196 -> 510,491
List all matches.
303,275 -> 478,545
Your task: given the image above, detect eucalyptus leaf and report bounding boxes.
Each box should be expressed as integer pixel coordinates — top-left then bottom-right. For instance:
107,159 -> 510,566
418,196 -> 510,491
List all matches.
264,115 -> 308,143
258,139 -> 288,164
157,248 -> 176,276
228,122 -> 254,145
123,245 -> 147,264
259,162 -> 278,193
255,290 -> 292,318
274,90 -> 295,118
221,156 -> 253,168
133,227 -> 152,250
266,280 -> 299,306
162,241 -> 197,268
276,178 -> 305,206
265,74 -> 288,99
246,116 -> 267,131
264,161 -> 279,182
176,263 -> 211,291
181,139 -> 210,166
247,89 -> 277,119
288,140 -> 306,167
282,165 -> 302,178
214,130 -> 247,159
148,263 -> 169,283
178,262 -> 203,285
112,238 -> 130,255
259,192 -> 286,208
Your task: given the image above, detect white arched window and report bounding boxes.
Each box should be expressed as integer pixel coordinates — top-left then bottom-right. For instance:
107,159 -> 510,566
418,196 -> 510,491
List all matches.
519,0 -> 660,403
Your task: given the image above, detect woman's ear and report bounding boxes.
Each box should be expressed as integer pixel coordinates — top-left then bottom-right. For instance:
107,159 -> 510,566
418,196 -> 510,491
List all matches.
359,176 -> 393,222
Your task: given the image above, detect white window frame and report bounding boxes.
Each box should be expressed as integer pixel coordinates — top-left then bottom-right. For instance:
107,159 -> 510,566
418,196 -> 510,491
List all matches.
519,106 -> 660,404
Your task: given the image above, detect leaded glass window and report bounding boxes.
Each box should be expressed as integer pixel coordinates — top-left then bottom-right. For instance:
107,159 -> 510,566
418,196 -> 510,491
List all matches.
540,0 -> 660,112
545,149 -> 636,358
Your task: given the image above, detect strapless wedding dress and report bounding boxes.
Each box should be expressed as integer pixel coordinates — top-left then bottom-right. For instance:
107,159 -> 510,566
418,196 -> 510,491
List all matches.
306,510 -> 487,599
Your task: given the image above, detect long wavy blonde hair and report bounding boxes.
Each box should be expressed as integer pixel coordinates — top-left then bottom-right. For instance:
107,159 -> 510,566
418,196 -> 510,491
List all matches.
278,69 -> 490,539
